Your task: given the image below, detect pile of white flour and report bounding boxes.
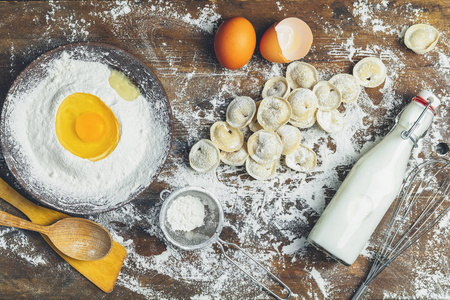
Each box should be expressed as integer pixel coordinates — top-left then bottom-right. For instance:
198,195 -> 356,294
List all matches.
3,53 -> 168,209
167,195 -> 205,232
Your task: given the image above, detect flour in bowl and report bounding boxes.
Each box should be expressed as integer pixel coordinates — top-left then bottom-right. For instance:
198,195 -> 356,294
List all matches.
2,52 -> 170,212
167,195 -> 205,232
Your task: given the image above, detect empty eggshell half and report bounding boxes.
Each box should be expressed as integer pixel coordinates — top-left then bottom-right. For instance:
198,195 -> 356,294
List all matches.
260,17 -> 313,64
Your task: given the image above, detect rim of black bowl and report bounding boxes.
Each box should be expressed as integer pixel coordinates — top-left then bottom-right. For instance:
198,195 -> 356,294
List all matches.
0,41 -> 173,215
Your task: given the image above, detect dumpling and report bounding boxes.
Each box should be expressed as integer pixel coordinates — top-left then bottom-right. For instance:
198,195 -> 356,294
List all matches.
226,96 -> 256,128
249,100 -> 264,132
289,114 -> 316,128
246,157 -> 277,180
287,88 -> 318,128
221,142 -> 249,166
276,125 -> 301,155
316,109 -> 345,133
328,74 -> 361,103
353,57 -> 386,88
210,121 -> 244,152
286,62 -> 319,89
262,76 -> 290,99
404,24 -> 439,54
313,81 -> 342,111
257,96 -> 292,131
189,139 -> 220,172
285,144 -> 317,172
247,130 -> 283,164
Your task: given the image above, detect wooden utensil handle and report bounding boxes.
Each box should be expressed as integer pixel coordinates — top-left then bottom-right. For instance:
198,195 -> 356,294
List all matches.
0,177 -> 68,224
0,210 -> 51,235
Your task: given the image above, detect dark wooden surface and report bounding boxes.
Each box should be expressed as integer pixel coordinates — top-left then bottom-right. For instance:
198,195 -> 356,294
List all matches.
0,1 -> 449,299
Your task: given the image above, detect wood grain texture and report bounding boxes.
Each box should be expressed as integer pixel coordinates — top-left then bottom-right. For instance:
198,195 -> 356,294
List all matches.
0,0 -> 448,299
0,178 -> 126,293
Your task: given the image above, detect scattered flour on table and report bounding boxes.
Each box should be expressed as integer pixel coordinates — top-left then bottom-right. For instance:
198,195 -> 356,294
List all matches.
310,267 -> 329,298
1,0 -> 449,299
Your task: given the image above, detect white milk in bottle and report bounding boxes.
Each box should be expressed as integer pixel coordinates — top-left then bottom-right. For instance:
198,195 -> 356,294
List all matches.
308,90 -> 440,266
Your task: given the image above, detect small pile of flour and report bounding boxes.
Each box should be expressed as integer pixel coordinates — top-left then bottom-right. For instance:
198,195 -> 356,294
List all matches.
167,195 -> 205,232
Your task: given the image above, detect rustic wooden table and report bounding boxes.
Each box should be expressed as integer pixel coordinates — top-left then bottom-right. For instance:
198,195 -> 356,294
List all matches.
0,0 -> 448,299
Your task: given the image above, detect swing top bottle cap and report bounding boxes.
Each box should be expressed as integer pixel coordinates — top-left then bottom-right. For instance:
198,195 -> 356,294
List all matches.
415,90 -> 440,115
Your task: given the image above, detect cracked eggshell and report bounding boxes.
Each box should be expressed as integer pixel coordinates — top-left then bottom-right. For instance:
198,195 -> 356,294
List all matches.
260,17 -> 313,64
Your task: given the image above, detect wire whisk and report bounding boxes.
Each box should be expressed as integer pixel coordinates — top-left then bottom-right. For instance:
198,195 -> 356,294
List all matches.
351,157 -> 450,300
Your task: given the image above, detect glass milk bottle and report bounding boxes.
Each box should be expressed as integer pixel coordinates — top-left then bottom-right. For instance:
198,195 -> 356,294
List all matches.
308,90 -> 441,266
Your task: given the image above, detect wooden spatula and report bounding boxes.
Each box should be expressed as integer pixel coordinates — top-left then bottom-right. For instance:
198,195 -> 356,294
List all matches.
0,177 -> 127,293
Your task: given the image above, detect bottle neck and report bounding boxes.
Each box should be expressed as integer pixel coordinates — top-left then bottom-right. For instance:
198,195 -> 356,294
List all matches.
394,101 -> 435,143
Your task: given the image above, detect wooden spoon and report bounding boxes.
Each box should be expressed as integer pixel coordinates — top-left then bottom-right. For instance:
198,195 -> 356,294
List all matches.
0,210 -> 113,261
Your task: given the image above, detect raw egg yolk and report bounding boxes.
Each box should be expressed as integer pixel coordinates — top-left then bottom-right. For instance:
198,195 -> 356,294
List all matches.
75,113 -> 106,142
55,93 -> 120,161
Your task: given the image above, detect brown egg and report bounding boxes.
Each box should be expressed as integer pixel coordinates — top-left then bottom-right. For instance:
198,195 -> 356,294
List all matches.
214,17 -> 256,70
260,17 -> 313,64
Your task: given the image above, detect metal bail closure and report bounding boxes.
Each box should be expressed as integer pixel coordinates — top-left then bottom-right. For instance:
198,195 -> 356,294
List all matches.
400,100 -> 432,147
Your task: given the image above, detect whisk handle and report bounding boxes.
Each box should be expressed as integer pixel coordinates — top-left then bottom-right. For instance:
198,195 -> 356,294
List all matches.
216,238 -> 292,300
350,282 -> 370,300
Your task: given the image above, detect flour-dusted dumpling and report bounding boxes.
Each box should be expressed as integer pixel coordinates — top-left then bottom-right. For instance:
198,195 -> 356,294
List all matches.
287,88 -> 318,128
313,81 -> 342,111
262,76 -> 290,99
289,114 -> 316,128
285,144 -> 317,172
189,139 -> 220,173
329,74 -> 361,103
276,125 -> 301,155
246,157 -> 277,180
210,121 -> 244,152
404,24 -> 439,54
220,142 -> 249,166
226,96 -> 256,128
257,96 -> 292,132
316,109 -> 345,133
353,57 -> 386,88
286,62 -> 319,89
247,130 -> 283,164
249,100 -> 264,132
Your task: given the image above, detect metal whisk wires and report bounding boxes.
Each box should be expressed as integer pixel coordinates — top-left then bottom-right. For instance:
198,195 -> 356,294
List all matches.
352,158 -> 450,300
